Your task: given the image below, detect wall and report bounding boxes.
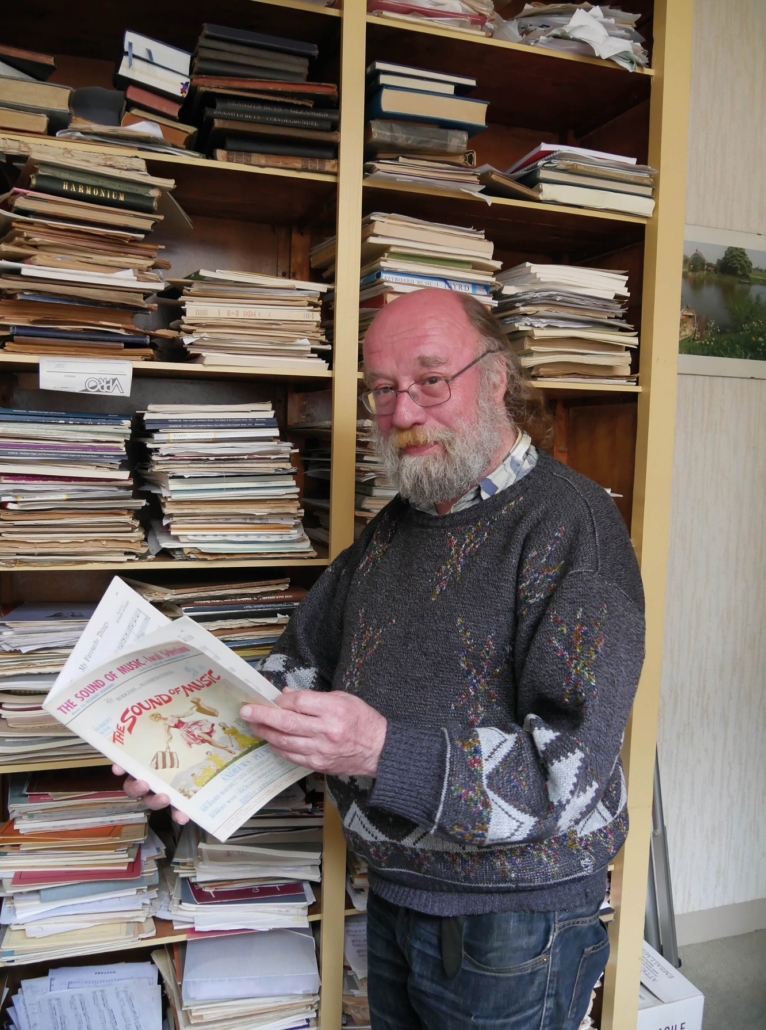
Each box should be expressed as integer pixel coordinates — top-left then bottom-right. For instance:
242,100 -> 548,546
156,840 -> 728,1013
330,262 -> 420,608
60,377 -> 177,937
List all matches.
657,0 -> 766,944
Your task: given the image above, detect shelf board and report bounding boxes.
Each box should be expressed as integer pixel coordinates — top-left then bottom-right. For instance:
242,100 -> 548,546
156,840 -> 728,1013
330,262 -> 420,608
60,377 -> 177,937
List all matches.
0,755 -> 110,775
361,179 -> 646,257
0,353 -> 333,382
365,15 -> 652,135
532,381 -> 642,394
1,0 -> 341,60
0,558 -> 330,573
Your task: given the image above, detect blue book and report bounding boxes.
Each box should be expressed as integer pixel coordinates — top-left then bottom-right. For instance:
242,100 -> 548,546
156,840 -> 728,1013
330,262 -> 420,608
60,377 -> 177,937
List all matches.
360,270 -> 491,294
366,86 -> 488,137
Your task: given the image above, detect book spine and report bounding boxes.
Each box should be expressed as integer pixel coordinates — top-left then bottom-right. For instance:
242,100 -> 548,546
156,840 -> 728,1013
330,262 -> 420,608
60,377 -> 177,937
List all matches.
205,107 -> 335,131
28,174 -> 158,214
214,150 -> 338,173
183,305 -> 316,320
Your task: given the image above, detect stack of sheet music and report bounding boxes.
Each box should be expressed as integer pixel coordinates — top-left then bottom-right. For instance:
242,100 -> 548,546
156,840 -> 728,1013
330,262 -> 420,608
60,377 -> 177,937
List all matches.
167,782 -> 322,933
167,268 -> 330,371
343,914 -> 370,1030
0,407 -> 147,565
0,150 -> 175,360
366,0 -> 495,36
137,403 -> 314,560
154,927 -> 320,1030
355,419 -> 396,530
0,768 -> 162,965
125,577 -> 307,670
494,262 -> 637,383
185,23 -> 340,171
364,62 -> 484,193
504,143 -> 657,218
0,602 -> 102,766
312,213 -> 499,354
7,959 -> 162,1028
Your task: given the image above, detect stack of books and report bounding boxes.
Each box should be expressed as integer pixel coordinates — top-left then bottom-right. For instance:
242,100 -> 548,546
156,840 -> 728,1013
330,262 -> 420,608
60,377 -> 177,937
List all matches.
366,0 -> 495,35
505,143 -> 657,217
494,263 -> 637,383
0,768 -> 162,964
0,407 -> 147,565
167,268 -> 330,371
312,212 -> 499,354
0,151 -> 175,361
124,577 -> 307,670
347,852 -> 369,912
0,602 -> 102,767
184,23 -> 340,170
355,419 -> 396,529
114,30 -> 197,152
7,959 -> 162,1024
364,62 -> 485,192
154,927 -> 320,1030
0,44 -> 64,135
137,402 -> 315,561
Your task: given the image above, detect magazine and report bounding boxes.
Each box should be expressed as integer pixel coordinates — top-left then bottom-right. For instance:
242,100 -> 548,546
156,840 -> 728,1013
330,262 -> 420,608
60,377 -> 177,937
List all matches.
43,579 -> 308,841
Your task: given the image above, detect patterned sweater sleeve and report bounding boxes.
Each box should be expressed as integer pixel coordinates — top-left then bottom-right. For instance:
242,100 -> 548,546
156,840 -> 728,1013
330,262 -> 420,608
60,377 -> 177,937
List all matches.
370,538 -> 645,846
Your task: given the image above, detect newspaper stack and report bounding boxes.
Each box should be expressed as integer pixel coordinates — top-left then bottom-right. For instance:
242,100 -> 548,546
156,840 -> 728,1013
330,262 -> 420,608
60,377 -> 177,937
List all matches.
494,3 -> 649,71
0,407 -> 147,565
494,263 -> 637,383
6,959 -> 162,1028
0,768 -> 162,965
355,420 -> 395,531
137,402 -> 315,560
168,268 -> 330,371
0,150 -> 174,360
312,213 -> 500,355
124,577 -> 306,670
154,928 -> 320,1030
0,602 -> 102,766
366,0 -> 495,36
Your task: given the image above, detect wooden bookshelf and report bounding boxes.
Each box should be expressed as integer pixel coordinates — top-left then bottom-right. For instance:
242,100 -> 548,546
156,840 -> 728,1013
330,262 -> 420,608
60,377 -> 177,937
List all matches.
0,1 -> 693,1027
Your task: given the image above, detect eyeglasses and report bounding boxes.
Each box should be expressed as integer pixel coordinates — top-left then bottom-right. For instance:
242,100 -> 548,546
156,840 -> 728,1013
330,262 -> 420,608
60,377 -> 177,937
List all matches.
361,351 -> 492,416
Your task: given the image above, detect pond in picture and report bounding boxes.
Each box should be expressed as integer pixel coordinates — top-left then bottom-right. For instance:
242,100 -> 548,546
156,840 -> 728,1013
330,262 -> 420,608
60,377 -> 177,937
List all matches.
680,239 -> 766,360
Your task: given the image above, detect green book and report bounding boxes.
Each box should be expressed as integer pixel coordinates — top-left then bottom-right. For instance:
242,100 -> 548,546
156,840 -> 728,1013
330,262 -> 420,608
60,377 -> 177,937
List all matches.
29,171 -> 158,214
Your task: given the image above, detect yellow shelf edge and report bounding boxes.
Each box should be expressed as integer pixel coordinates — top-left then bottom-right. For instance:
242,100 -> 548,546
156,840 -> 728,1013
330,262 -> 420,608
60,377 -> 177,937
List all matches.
362,178 -> 649,225
0,354 -> 333,380
364,13 -> 654,76
251,0 -> 341,16
0,558 -> 330,573
532,382 -> 642,393
0,756 -> 110,774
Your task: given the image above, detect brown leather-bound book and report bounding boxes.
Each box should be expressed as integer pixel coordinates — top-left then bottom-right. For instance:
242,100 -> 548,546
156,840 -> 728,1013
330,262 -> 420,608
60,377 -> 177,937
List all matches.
215,149 -> 337,173
206,118 -> 339,144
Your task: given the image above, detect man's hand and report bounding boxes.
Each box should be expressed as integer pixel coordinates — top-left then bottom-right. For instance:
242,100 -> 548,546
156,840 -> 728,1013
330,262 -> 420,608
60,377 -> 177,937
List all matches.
111,765 -> 189,825
241,689 -> 387,777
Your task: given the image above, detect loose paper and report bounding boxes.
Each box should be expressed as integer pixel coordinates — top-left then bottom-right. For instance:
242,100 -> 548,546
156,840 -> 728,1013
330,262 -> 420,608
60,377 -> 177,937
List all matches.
39,358 -> 133,397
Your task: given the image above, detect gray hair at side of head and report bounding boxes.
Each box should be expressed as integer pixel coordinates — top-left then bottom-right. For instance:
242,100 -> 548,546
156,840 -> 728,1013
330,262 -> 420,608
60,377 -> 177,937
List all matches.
454,293 -> 554,450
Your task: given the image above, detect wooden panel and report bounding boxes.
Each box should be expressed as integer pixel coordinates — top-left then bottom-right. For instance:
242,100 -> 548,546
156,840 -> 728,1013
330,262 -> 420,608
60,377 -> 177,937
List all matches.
659,374 -> 766,914
562,401 -> 638,527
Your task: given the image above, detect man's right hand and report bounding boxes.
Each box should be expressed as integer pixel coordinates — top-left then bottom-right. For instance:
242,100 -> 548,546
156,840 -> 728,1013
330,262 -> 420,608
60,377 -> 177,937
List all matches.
112,764 -> 190,824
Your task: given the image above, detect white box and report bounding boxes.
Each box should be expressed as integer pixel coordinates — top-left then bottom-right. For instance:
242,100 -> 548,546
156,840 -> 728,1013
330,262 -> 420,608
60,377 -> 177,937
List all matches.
637,941 -> 705,1030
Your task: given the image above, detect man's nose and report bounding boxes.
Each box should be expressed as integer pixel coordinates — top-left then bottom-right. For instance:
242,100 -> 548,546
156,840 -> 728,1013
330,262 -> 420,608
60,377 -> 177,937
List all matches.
391,389 -> 426,428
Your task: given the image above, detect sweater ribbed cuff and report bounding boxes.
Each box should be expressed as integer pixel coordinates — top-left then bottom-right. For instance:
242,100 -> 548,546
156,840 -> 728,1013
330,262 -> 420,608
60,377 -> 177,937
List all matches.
370,722 -> 447,829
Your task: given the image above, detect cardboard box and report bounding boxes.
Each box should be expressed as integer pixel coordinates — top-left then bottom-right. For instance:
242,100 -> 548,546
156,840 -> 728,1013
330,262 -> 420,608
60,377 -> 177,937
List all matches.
637,941 -> 705,1030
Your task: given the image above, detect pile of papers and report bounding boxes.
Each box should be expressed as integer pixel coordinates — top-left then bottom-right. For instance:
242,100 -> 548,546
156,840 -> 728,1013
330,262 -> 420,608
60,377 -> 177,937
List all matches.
494,262 -> 637,383
505,143 -> 657,217
0,768 -> 162,965
167,268 -> 330,371
312,213 -> 499,354
137,402 -> 314,560
125,577 -> 306,670
0,149 -> 175,360
347,852 -> 369,912
494,3 -> 649,71
0,602 -> 101,766
154,927 -> 320,1030
355,420 -> 396,529
0,406 -> 147,565
166,780 -> 322,933
7,959 -> 163,1030
343,914 -> 370,1030
364,62 -> 484,193
366,0 -> 496,36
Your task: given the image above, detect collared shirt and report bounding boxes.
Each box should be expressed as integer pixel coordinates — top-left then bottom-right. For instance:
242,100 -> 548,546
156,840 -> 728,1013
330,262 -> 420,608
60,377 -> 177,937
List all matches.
412,430 -> 539,516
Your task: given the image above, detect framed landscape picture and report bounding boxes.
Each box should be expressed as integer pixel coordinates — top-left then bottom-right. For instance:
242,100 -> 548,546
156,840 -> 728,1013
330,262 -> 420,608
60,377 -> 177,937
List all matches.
680,225 -> 766,363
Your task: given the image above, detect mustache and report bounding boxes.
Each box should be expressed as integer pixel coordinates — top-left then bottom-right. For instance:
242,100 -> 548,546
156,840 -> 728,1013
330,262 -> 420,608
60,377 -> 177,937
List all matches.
389,425 -> 454,450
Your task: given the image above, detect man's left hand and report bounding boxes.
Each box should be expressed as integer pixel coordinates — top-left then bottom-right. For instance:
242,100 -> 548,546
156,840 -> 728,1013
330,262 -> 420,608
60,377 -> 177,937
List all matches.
240,689 -> 387,777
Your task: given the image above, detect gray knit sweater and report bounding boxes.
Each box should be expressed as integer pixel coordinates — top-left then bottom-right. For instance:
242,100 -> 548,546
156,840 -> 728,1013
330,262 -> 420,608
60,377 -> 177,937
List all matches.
262,453 -> 645,915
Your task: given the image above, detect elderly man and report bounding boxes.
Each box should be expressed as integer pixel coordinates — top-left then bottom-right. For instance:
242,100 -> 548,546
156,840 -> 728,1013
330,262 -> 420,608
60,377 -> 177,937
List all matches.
123,289 -> 645,1030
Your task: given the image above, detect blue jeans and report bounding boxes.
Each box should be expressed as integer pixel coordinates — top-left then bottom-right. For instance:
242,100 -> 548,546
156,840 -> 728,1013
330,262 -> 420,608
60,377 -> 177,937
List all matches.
367,890 -> 609,1030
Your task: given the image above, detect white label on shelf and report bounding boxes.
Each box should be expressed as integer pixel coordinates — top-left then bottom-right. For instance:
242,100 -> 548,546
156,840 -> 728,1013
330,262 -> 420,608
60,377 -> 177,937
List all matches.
39,358 -> 133,397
